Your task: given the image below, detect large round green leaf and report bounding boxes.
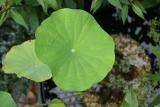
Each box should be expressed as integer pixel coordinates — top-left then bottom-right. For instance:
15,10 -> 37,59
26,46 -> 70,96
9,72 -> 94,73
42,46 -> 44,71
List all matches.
0,91 -> 16,107
35,8 -> 115,91
2,40 -> 52,82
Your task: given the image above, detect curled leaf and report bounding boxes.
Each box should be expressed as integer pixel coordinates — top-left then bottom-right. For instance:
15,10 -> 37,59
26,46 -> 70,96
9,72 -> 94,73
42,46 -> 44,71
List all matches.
2,40 -> 52,82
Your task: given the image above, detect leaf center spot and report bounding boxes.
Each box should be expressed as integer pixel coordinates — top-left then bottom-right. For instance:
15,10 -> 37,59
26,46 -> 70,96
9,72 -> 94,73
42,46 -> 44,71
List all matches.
71,49 -> 76,53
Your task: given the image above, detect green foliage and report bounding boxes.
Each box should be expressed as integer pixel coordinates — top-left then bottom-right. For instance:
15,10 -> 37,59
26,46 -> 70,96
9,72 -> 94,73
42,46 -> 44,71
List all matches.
8,0 -> 22,5
2,40 -> 52,82
0,0 -> 45,31
150,45 -> 160,59
148,18 -> 160,43
0,11 -> 8,26
0,91 -> 16,107
91,0 -> 103,13
37,0 -> 47,12
155,104 -> 160,107
120,0 -> 130,5
121,101 -> 131,107
108,0 -> 122,9
0,0 -> 159,106
37,0 -> 61,12
64,0 -> 77,8
0,0 -> 158,25
131,2 -> 145,19
48,99 -> 65,107
121,4 -> 129,24
147,18 -> 160,107
150,95 -> 160,107
121,87 -> 138,107
9,9 -> 28,30
45,0 -> 59,10
1,8 -> 115,91
146,74 -> 160,81
139,0 -> 160,8
134,0 -> 147,14
35,8 -> 115,91
90,0 -> 148,23
21,7 -> 39,33
0,0 -> 5,6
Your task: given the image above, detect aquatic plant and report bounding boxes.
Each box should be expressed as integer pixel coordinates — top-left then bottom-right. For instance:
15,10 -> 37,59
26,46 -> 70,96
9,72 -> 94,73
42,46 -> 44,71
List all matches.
1,8 -> 115,106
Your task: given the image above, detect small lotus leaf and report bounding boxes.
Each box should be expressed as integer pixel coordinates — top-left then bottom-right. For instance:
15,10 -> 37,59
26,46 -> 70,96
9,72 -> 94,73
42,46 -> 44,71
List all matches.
0,91 -> 16,107
2,40 -> 52,82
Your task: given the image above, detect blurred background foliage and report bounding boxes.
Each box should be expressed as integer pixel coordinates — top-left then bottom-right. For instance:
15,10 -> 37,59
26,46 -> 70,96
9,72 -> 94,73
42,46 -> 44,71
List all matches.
0,0 -> 160,32
0,0 -> 160,107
